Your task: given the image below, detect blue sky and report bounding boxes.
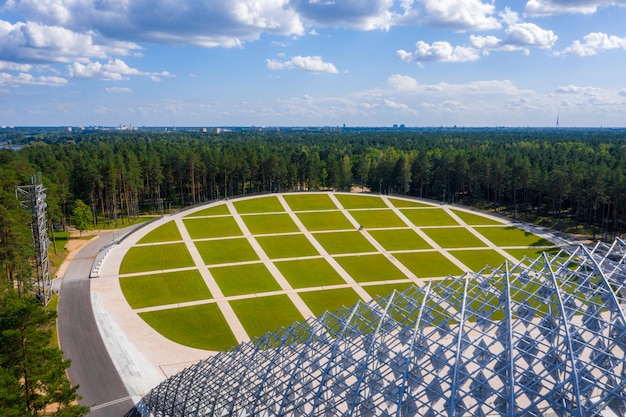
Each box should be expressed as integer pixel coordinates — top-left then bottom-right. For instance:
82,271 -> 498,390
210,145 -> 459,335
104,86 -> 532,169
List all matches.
0,0 -> 625,127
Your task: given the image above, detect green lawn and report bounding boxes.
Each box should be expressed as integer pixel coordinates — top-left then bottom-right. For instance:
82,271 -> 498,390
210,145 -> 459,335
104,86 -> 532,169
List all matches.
242,213 -> 299,235
137,221 -> 182,244
314,231 -> 376,254
363,282 -> 415,298
211,263 -> 281,296
230,295 -> 305,339
450,209 -> 503,226
139,304 -> 238,350
194,238 -> 259,265
506,247 -> 562,265
256,234 -> 319,259
388,198 -> 430,208
120,270 -> 211,309
283,193 -> 337,211
448,249 -> 508,272
299,288 -> 363,317
275,258 -> 347,288
233,196 -> 285,214
334,193 -> 388,209
394,251 -> 463,278
400,208 -> 459,226
423,227 -> 488,249
475,226 -> 554,247
120,243 -> 195,274
348,209 -> 407,228
296,211 -> 354,231
185,204 -> 230,217
368,229 -> 432,251
119,193 -> 561,352
183,216 -> 242,239
335,254 -> 407,282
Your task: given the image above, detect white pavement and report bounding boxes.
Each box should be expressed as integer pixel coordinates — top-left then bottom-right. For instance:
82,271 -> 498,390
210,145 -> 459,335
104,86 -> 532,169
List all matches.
86,193 -> 574,399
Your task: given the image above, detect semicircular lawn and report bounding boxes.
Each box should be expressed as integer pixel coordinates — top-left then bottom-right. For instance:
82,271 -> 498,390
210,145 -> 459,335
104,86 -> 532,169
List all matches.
118,192 -> 557,351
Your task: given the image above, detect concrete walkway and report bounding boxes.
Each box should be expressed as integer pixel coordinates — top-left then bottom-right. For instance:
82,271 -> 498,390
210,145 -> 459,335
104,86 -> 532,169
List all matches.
83,193 -> 574,412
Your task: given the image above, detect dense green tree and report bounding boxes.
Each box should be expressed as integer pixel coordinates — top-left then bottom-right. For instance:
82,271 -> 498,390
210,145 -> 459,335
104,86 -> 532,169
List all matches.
0,291 -> 89,416
71,199 -> 93,236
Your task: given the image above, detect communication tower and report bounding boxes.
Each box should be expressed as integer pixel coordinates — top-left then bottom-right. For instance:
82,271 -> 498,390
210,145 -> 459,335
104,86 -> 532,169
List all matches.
15,174 -> 52,305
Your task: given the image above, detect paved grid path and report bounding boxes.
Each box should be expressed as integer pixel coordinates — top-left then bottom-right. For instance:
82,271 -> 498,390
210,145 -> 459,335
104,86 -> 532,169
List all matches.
86,193 -> 576,411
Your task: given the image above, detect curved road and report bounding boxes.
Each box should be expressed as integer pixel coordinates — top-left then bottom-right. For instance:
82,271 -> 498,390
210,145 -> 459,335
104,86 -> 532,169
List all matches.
57,231 -> 135,417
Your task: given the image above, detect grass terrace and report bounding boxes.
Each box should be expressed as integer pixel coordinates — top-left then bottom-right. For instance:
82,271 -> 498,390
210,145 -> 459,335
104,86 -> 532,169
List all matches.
117,192 -> 560,350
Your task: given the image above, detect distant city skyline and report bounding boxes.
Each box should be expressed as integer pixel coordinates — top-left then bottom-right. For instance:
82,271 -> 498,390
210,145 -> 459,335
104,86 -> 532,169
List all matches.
0,1 -> 625,127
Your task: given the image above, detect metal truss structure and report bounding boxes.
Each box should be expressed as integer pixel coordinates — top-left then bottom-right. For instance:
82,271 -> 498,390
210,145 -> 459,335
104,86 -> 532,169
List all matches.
15,174 -> 52,305
133,240 -> 626,417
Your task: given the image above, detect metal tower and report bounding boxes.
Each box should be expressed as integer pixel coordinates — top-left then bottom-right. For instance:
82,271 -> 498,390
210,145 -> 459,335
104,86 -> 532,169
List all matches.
15,174 -> 52,305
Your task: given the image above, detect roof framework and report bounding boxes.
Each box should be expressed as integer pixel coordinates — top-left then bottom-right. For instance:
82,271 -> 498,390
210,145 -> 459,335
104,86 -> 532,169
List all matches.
131,240 -> 626,417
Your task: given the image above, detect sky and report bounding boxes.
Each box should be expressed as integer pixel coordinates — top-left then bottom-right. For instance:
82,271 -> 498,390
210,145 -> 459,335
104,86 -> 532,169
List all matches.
0,0 -> 625,128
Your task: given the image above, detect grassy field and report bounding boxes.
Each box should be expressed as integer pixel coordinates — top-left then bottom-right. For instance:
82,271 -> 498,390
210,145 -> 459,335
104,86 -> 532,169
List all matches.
120,270 -> 211,308
183,216 -> 242,239
137,221 -> 182,244
118,192 -> 559,350
139,304 -> 238,350
211,263 -> 281,296
256,234 -> 319,259
120,243 -> 194,274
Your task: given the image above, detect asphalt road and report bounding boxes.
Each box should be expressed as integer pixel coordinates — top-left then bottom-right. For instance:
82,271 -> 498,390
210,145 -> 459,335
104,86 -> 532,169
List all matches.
57,232 -> 135,417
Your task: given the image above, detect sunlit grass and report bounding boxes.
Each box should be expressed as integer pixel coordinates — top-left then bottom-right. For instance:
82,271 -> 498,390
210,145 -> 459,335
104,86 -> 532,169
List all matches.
300,288 -> 363,317
394,251 -> 463,278
275,258 -> 346,288
120,243 -> 194,274
211,263 -> 281,296
242,213 -> 299,235
256,234 -> 319,259
400,208 -> 459,226
194,238 -> 258,265
183,216 -> 242,239
296,211 -> 353,231
475,226 -> 554,247
335,254 -> 406,283
314,231 -> 376,254
138,220 -> 182,244
139,304 -> 238,351
348,209 -> 406,228
448,249 -> 508,272
423,227 -> 488,249
283,193 -> 337,211
185,204 -> 230,217
334,193 -> 387,209
368,229 -> 432,251
451,209 -> 504,226
233,196 -> 284,214
120,270 -> 211,308
230,295 -> 305,339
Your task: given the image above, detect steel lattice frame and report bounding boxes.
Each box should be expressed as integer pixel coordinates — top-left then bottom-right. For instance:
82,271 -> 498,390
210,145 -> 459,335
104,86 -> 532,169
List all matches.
132,240 -> 626,417
15,174 -> 52,305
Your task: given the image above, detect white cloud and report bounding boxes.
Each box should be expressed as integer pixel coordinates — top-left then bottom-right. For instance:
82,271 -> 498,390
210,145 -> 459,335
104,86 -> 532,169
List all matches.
267,55 -> 339,73
524,0 -> 626,16
4,0 -> 306,48
68,59 -> 172,81
291,0 -> 394,30
0,61 -> 32,72
558,32 -> 626,56
387,74 -> 419,91
397,40 -> 480,63
106,87 -> 134,93
383,98 -> 413,112
469,9 -> 557,54
420,0 -> 501,31
0,71 -> 67,87
0,20 -> 141,64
